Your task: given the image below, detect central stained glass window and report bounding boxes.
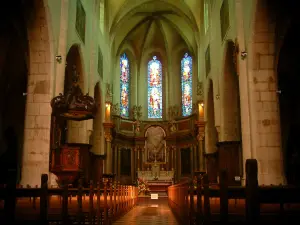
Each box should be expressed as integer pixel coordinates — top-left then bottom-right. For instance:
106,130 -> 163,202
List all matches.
120,53 -> 129,117
148,56 -> 162,119
181,53 -> 192,116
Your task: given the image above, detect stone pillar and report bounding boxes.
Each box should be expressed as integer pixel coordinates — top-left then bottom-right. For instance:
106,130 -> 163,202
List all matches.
134,148 -> 138,173
190,146 -> 194,177
196,121 -> 206,172
21,0 -> 57,187
131,149 -> 134,183
193,145 -> 198,172
166,147 -> 169,170
171,147 -> 174,170
114,146 -> 118,175
137,148 -> 140,171
118,148 -> 121,179
140,149 -> 144,170
103,122 -> 113,174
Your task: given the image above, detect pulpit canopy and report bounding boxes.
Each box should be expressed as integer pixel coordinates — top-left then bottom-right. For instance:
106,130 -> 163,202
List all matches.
51,68 -> 97,121
51,85 -> 96,121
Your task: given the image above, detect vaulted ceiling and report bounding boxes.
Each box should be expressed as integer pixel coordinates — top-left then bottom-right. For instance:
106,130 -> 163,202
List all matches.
108,0 -> 201,60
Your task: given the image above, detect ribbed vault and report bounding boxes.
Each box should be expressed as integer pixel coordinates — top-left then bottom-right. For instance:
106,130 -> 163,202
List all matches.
109,0 -> 200,60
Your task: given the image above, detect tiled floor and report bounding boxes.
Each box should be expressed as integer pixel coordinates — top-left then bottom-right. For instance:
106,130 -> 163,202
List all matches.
113,197 -> 179,225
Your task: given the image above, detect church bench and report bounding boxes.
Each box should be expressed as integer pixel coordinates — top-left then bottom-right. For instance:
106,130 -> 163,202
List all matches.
168,159 -> 300,224
0,175 -> 138,225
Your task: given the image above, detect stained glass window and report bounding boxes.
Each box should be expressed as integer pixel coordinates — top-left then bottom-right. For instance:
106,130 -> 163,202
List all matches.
181,53 -> 193,116
148,56 -> 162,119
120,53 -> 130,117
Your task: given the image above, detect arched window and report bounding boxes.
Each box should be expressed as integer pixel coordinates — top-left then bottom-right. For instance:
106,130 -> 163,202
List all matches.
148,56 -> 162,119
120,53 -> 130,117
181,53 -> 193,116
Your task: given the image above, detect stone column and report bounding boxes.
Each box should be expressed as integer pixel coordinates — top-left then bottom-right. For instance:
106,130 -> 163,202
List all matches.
196,121 -> 205,172
114,146 -> 118,175
133,148 -> 139,172
137,148 -> 140,171
103,122 -> 113,174
140,148 -> 144,170
171,147 -> 174,170
190,146 -> 194,177
193,145 -> 198,172
131,149 -> 134,183
166,147 -> 169,170
118,148 -> 121,179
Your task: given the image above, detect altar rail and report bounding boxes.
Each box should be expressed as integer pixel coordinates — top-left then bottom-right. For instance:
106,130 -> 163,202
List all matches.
168,159 -> 300,224
0,175 -> 138,225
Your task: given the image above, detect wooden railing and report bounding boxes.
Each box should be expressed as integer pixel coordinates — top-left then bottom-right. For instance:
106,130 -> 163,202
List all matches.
0,174 -> 138,225
168,159 -> 300,224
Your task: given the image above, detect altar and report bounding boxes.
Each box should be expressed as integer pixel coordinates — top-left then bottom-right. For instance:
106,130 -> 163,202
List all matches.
137,164 -> 174,193
137,126 -> 174,193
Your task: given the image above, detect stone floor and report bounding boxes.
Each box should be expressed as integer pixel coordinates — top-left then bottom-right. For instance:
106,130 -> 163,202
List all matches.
113,197 -> 179,225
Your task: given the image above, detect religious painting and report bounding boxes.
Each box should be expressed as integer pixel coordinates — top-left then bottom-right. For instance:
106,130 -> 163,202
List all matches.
98,47 -> 103,79
120,53 -> 130,117
181,53 -> 193,116
148,56 -> 163,119
145,126 -> 166,163
75,0 -> 86,44
220,0 -> 230,41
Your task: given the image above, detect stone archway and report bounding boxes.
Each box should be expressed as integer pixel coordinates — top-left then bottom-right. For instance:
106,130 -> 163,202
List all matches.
0,0 -> 53,186
64,45 -> 87,144
277,19 -> 300,185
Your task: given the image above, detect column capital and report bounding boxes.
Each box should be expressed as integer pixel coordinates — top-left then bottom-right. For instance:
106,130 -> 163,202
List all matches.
104,133 -> 113,142
197,133 -> 205,141
103,122 -> 114,142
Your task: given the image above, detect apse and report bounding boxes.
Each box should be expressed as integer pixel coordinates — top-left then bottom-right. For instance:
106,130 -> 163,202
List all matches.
111,0 -> 198,121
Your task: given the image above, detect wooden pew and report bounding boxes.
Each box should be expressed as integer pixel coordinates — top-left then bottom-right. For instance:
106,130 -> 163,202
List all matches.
0,175 -> 138,224
168,158 -> 300,224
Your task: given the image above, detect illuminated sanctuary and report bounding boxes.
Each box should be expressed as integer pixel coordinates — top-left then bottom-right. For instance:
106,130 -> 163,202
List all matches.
1,0 -> 299,193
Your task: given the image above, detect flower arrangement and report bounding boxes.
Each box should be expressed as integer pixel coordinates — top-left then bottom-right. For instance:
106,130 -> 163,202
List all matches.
137,178 -> 150,195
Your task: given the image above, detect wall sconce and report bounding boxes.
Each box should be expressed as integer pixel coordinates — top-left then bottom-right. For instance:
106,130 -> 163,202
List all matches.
198,101 -> 204,119
216,94 -> 220,100
55,55 -> 62,63
105,102 -> 111,108
241,51 -> 247,60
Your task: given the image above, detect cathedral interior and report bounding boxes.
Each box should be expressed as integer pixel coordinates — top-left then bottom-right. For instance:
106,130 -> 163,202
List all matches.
0,0 -> 300,224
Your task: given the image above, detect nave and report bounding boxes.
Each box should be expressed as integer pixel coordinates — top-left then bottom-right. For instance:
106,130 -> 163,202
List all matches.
113,197 -> 179,225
